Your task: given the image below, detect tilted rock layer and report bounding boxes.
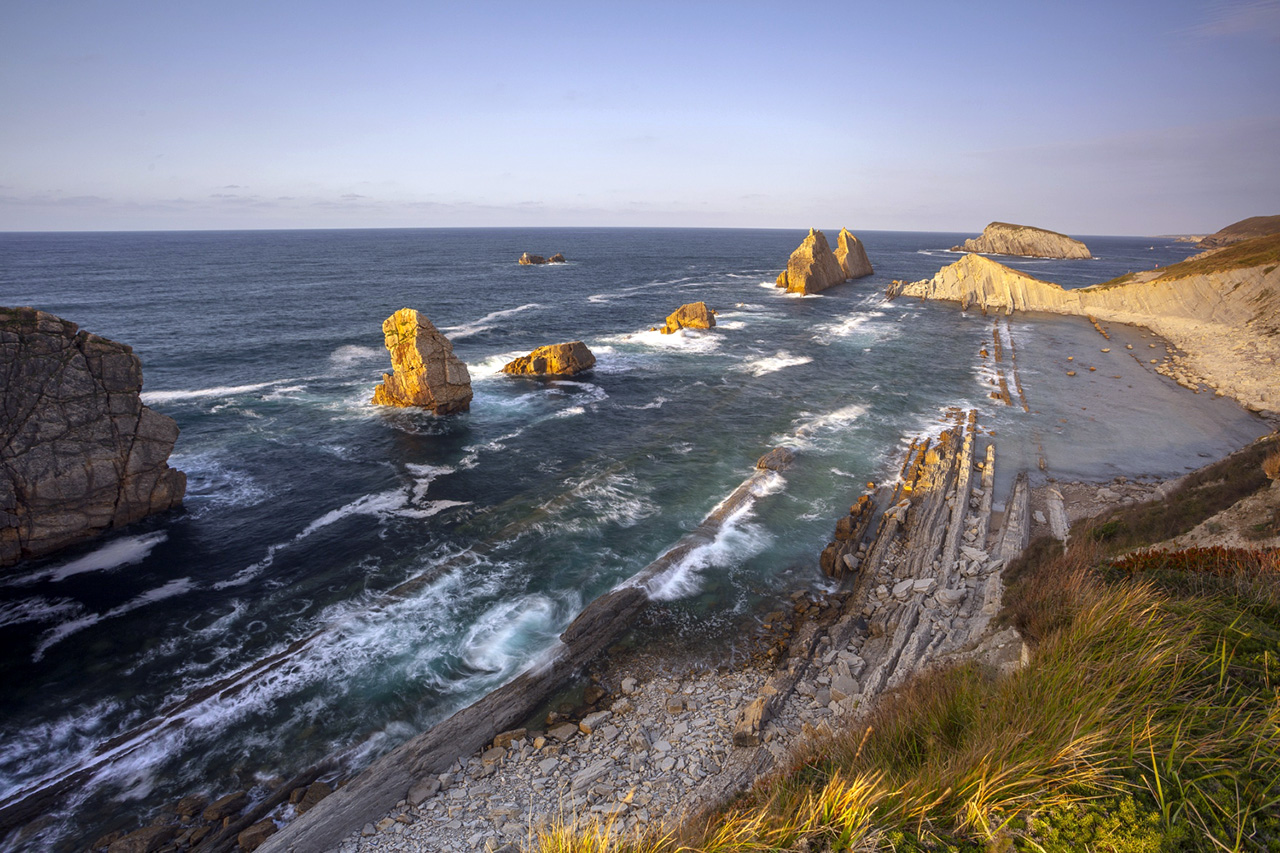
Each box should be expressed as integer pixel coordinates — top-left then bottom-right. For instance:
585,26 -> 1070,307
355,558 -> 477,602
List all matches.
502,341 -> 596,376
660,302 -> 716,334
889,248 -> 1280,414
371,308 -> 473,414
835,228 -> 874,279
951,221 -> 1092,259
1,307 -> 185,567
775,228 -> 848,294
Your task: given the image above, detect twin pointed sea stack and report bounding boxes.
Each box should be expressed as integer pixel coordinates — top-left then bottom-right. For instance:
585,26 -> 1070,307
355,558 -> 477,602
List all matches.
776,228 -> 873,294
371,308 -> 473,414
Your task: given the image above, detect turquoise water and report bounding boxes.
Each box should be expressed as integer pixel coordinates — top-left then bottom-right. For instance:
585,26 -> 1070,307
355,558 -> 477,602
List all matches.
0,228 -> 1265,849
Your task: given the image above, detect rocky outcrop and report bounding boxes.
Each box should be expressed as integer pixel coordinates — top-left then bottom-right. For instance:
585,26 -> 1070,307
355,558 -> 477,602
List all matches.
517,253 -> 566,265
889,250 -> 1280,415
835,228 -> 873,279
951,222 -> 1092,259
370,309 -> 472,414
1,307 -> 185,568
501,341 -> 596,376
775,228 -> 848,294
660,302 -> 716,334
1197,215 -> 1280,249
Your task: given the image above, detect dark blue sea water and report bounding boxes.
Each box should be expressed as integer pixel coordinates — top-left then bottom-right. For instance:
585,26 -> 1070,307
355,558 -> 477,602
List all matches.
0,229 -> 1266,850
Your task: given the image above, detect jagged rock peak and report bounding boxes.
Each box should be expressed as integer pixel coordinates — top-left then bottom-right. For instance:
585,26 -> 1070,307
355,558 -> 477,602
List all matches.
518,252 -> 566,265
370,308 -> 473,414
1,306 -> 186,567
951,222 -> 1092,259
660,302 -> 716,334
502,341 -> 596,376
835,228 -> 873,279
775,228 -> 850,294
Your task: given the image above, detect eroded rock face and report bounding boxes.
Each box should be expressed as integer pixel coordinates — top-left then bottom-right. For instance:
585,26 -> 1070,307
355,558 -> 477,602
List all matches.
775,229 -> 848,294
951,221 -> 1092,259
835,228 -> 873,279
660,302 -> 716,334
1,306 -> 185,568
502,341 -> 596,376
370,308 -> 472,414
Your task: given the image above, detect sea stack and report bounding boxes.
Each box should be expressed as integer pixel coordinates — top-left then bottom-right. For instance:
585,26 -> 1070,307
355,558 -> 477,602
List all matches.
518,252 -> 566,265
660,302 -> 716,334
951,222 -> 1092,259
502,341 -> 596,376
835,228 -> 874,279
775,229 -> 849,294
1,306 -> 186,568
371,308 -> 473,414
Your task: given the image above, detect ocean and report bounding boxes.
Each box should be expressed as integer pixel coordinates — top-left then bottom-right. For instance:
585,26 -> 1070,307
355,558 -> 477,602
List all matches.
0,228 -> 1268,850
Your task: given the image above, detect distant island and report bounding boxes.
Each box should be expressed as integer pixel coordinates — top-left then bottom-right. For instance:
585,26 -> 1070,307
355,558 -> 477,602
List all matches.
952,221 -> 1092,259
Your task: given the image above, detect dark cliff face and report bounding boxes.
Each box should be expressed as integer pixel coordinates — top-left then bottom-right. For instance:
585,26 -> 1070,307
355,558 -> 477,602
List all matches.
1,306 -> 185,567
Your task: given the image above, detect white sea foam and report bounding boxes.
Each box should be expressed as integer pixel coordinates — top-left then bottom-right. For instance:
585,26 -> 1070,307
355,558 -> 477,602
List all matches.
469,350 -> 529,379
740,351 -> 813,377
328,344 -> 381,368
443,303 -> 543,339
812,310 -> 887,341
613,326 -> 722,354
0,597 -> 83,628
646,501 -> 773,601
34,578 -> 195,660
261,384 -> 306,401
406,463 -> 456,503
6,532 -> 168,586
586,277 -> 693,305
458,594 -> 559,674
777,403 -> 869,450
142,382 -> 279,404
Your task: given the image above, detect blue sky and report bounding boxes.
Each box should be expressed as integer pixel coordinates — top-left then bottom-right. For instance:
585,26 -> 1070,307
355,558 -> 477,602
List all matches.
2,0 -> 1277,233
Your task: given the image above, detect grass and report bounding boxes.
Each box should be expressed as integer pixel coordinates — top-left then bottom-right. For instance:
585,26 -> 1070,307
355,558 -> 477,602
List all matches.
1094,233 -> 1280,289
532,444 -> 1280,853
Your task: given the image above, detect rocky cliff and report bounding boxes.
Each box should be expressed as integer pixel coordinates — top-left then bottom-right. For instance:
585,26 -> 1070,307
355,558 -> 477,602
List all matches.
1,307 -> 185,567
1196,214 -> 1280,249
951,222 -> 1092,259
502,341 -> 596,376
660,302 -> 716,334
889,243 -> 1280,415
775,229 -> 848,294
370,309 -> 473,414
835,228 -> 874,279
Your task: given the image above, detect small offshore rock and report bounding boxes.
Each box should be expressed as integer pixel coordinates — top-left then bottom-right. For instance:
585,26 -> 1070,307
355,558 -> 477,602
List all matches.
502,341 -> 595,376
660,302 -> 716,334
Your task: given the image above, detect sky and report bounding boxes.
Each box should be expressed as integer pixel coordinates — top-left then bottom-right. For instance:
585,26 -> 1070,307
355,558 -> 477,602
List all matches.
1,0 -> 1278,234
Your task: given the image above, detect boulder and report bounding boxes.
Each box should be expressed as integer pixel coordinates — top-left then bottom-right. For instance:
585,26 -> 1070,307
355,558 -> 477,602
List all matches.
107,826 -> 178,853
370,308 -> 473,414
1,307 -> 186,568
237,820 -> 278,852
660,302 -> 715,334
501,341 -> 595,376
775,229 -> 848,294
835,228 -> 874,279
950,222 -> 1091,259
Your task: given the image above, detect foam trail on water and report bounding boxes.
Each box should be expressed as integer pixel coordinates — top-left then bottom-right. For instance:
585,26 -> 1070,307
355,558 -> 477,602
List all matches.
4,532 -> 168,587
645,500 -> 772,601
142,382 -> 280,404
328,345 -> 381,368
33,578 -> 195,661
443,304 -> 543,339
741,351 -> 812,377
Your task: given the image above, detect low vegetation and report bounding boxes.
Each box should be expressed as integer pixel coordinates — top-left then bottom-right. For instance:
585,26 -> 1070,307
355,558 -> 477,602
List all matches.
536,439 -> 1280,852
1096,233 -> 1280,289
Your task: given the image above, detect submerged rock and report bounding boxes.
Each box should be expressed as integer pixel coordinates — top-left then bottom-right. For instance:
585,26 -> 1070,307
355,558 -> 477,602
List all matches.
371,308 -> 473,414
502,341 -> 596,376
660,302 -> 716,334
835,228 -> 874,279
951,221 -> 1092,259
775,229 -> 849,294
1,306 -> 186,568
518,252 -> 566,265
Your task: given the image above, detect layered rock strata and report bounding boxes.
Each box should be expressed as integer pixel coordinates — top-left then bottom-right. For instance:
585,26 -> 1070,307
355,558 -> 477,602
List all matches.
952,221 -> 1092,259
321,410 -> 1028,853
775,228 -> 848,294
888,249 -> 1280,415
370,309 -> 473,414
660,302 -> 716,334
834,228 -> 874,279
1,307 -> 185,567
518,253 -> 566,265
502,342 -> 596,376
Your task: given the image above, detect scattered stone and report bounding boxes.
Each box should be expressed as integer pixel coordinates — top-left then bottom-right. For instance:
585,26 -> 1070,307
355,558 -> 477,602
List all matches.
106,826 -> 178,853
202,790 -> 248,822
237,820 -> 277,852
